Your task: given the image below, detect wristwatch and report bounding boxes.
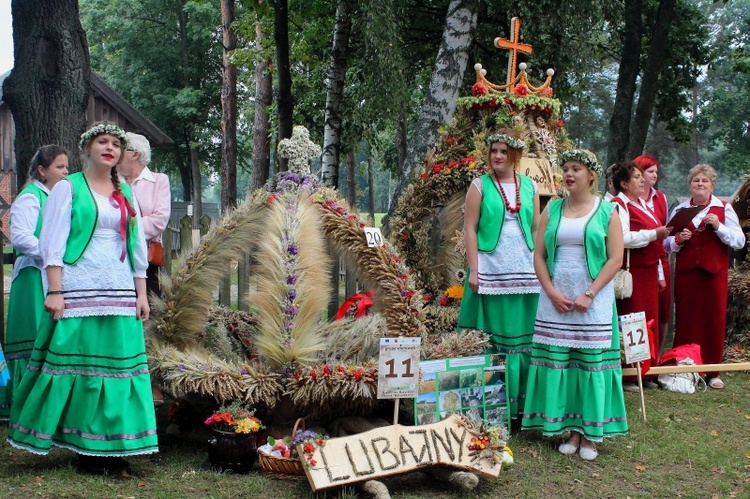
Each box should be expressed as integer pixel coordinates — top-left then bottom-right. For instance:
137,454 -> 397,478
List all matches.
584,289 -> 595,299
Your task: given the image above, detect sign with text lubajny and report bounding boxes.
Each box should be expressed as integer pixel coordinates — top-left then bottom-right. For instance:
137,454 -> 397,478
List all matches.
299,415 -> 501,491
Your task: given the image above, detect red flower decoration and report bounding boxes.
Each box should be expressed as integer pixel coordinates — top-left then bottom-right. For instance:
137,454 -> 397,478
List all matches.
513,84 -> 529,97
541,87 -> 553,98
471,82 -> 488,96
557,120 -> 565,128
432,163 -> 444,174
446,136 -> 455,145
448,160 -> 459,169
439,296 -> 449,306
323,365 -> 332,377
267,194 -> 277,204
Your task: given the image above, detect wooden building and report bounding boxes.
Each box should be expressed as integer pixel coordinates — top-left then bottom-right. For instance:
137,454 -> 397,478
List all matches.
0,71 -> 173,242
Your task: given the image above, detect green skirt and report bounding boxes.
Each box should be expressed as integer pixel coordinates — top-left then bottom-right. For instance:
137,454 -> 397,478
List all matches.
521,334 -> 629,442
458,284 -> 539,418
0,267 -> 52,419
7,314 -> 158,456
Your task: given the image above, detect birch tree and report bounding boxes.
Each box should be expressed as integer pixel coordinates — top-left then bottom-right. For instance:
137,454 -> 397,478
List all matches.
390,0 -> 480,208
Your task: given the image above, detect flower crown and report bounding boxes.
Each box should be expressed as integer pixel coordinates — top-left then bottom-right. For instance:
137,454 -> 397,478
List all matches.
557,149 -> 603,177
79,123 -> 128,152
486,133 -> 526,151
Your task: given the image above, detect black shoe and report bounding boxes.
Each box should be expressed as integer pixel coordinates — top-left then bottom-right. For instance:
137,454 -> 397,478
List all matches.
77,454 -> 131,474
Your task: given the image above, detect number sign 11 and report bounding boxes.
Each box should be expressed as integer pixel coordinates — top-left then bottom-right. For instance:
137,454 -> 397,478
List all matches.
377,337 -> 421,399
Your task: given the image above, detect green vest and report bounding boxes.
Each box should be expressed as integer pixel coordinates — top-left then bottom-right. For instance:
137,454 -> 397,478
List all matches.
63,172 -> 138,271
476,173 -> 535,252
13,183 -> 48,257
544,198 -> 614,280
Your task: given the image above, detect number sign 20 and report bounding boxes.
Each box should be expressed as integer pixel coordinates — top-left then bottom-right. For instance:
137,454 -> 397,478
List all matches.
364,227 -> 384,247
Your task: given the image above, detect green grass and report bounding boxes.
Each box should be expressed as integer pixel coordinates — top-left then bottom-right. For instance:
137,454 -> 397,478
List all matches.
1,372 -> 748,498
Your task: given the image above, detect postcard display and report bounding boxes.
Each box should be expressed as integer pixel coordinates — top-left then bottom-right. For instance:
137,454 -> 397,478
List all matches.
414,355 -> 509,430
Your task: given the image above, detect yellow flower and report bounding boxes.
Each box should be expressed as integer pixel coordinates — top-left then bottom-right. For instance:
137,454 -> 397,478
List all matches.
445,168 -> 452,174
235,418 -> 260,434
445,285 -> 464,300
468,162 -> 476,170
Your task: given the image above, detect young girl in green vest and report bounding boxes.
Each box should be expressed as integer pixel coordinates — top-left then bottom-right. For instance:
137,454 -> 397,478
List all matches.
458,131 -> 540,419
522,149 -> 628,460
0,145 -> 69,420
7,123 -> 158,473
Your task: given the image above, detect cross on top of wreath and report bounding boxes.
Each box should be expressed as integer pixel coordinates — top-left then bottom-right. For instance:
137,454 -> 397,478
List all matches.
277,125 -> 322,175
494,17 -> 533,91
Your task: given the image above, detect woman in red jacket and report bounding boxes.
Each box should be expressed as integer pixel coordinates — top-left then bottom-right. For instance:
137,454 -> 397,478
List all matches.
664,164 -> 745,389
610,162 -> 670,391
634,154 -> 670,354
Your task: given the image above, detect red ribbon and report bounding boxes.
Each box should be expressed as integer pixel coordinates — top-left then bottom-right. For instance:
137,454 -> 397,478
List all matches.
335,290 -> 375,320
110,191 -> 137,262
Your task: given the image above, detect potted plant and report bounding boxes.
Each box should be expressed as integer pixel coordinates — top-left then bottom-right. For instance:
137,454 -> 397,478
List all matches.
205,402 -> 264,473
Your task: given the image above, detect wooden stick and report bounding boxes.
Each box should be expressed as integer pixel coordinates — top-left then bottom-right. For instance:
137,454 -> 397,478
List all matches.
393,398 -> 400,425
622,362 -> 750,377
636,362 -> 646,421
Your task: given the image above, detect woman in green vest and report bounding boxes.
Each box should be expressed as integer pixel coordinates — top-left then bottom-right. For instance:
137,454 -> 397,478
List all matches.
0,145 -> 69,420
458,131 -> 540,419
7,123 -> 158,473
522,149 -> 628,460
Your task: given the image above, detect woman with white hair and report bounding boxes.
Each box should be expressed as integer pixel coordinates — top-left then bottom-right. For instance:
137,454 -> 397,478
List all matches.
118,132 -> 171,297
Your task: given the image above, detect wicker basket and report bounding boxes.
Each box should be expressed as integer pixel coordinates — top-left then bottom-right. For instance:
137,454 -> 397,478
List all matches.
258,418 -> 306,478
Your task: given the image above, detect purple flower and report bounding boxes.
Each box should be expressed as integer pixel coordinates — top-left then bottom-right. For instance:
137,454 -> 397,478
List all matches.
286,275 -> 298,285
239,368 -> 248,374
287,245 -> 298,255
285,306 -> 299,316
178,365 -> 186,371
286,321 -> 295,329
288,289 -> 297,302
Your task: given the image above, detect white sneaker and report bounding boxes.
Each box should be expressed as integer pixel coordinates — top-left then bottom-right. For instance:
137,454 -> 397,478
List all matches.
558,442 -> 579,455
578,446 -> 598,461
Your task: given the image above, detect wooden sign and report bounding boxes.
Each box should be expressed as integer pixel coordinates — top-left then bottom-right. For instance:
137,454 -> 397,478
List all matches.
300,415 -> 501,491
519,157 -> 557,197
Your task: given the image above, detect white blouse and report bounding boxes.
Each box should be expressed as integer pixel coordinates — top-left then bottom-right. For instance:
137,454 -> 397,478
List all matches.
40,179 -> 148,277
10,180 -> 49,284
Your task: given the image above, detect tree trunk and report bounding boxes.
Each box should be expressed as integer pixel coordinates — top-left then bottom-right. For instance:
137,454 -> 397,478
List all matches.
250,21 -> 272,193
189,139 -> 203,223
389,0 -> 480,213
396,113 -> 408,178
274,0 -> 293,172
4,0 -> 89,189
627,0 -> 677,159
321,0 -> 352,188
606,0 -> 642,166
346,150 -> 356,208
220,0 -> 237,210
367,155 -> 375,222
179,4 -> 201,220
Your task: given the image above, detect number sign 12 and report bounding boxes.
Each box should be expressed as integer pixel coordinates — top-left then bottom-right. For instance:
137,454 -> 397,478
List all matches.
364,227 -> 384,247
619,312 -> 650,364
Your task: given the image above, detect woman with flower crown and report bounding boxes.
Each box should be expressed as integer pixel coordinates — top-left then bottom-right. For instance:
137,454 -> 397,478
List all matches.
458,130 -> 540,419
522,149 -> 628,461
0,145 -> 69,420
7,122 -> 158,473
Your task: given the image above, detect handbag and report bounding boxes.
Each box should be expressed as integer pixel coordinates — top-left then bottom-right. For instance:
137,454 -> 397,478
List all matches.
147,240 -> 165,267
613,249 -> 632,299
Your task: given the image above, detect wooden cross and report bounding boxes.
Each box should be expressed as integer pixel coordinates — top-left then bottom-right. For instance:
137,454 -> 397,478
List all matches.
494,17 -> 533,91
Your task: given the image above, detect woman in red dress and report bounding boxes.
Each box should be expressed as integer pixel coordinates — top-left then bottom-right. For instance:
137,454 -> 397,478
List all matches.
664,164 -> 745,389
634,155 -> 671,354
610,162 -> 670,391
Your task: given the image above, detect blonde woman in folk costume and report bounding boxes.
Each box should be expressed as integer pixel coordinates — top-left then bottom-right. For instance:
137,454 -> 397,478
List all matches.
0,146 -> 69,420
458,131 -> 540,419
522,149 -> 628,461
7,123 -> 158,474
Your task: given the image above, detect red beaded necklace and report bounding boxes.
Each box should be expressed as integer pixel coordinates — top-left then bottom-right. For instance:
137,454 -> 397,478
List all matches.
494,171 -> 521,214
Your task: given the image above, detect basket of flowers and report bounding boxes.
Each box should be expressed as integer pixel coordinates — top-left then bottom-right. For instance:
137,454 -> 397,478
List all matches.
204,401 -> 264,473
257,418 -> 327,478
